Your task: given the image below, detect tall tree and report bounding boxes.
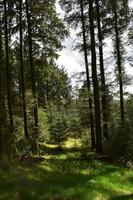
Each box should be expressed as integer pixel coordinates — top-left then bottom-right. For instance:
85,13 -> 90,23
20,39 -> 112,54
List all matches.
4,0 -> 14,132
103,0 -> 130,125
19,0 -> 29,139
88,0 -> 103,153
112,1 -> 125,124
95,0 -> 109,138
0,17 -> 7,156
25,0 -> 39,139
80,0 -> 95,150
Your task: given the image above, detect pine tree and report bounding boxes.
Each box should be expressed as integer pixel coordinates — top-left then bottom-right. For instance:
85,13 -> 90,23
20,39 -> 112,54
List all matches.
88,0 -> 103,153
4,0 -> 14,132
112,1 -> 125,124
103,0 -> 131,125
80,0 -> 95,150
25,0 -> 39,140
19,0 -> 29,139
95,0 -> 109,138
0,18 -> 7,155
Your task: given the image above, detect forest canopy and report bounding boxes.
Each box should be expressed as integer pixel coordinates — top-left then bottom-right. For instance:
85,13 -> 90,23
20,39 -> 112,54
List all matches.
0,1 -> 133,200
0,0 -> 133,166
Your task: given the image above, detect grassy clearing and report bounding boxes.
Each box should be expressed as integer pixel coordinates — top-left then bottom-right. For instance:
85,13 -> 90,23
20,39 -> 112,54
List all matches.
0,140 -> 133,200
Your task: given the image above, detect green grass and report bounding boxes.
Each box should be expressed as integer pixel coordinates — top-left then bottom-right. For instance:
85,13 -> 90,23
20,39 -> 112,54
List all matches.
0,141 -> 133,200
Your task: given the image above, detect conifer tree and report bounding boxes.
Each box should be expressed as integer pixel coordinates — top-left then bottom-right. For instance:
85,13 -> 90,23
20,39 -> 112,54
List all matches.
4,0 -> 14,132
112,0 -> 125,124
95,0 -> 109,138
80,0 -> 95,149
0,17 -> 7,155
19,0 -> 29,139
88,0 -> 103,153
25,0 -> 39,139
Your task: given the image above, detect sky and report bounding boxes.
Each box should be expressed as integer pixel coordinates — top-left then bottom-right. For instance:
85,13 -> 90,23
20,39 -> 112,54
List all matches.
55,1 -> 84,77
56,0 -> 133,92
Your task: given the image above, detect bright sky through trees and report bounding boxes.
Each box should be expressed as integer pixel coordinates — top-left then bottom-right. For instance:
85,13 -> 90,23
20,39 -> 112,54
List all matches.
56,0 -> 133,93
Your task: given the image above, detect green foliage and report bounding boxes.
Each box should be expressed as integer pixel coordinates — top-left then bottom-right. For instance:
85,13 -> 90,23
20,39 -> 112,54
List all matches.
38,108 -> 49,142
0,0 -> 69,155
78,83 -> 92,129
67,112 -> 83,138
105,123 -> 133,165
104,96 -> 133,165
48,109 -> 68,147
14,115 -> 24,142
0,0 -> 133,166
13,107 -> 49,155
80,129 -> 91,147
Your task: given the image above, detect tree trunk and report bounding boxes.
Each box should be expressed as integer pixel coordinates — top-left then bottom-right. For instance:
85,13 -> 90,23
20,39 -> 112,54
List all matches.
4,0 -> 14,132
0,22 -> 7,156
113,2 -> 125,124
25,0 -> 39,138
95,0 -> 109,138
88,0 -> 103,154
80,0 -> 95,150
19,0 -> 29,139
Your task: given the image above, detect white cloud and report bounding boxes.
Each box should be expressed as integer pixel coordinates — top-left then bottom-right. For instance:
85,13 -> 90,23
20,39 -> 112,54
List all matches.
57,27 -> 85,77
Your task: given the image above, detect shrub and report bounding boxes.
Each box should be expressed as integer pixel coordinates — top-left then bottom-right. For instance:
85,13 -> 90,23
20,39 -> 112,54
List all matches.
105,123 -> 133,166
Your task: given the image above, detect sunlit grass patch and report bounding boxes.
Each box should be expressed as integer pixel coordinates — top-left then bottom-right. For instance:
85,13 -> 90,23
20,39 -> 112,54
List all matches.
0,143 -> 133,200
64,138 -> 82,148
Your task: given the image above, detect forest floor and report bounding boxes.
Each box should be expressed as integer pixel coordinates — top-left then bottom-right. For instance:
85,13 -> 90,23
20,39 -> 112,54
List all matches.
0,139 -> 133,200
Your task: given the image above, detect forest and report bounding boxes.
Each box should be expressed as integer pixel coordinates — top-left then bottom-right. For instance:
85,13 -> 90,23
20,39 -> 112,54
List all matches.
0,0 -> 133,199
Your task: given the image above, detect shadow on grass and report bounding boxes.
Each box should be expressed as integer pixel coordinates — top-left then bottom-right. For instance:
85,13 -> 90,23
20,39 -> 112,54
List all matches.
0,145 -> 133,200
0,157 -> 122,200
110,194 -> 133,200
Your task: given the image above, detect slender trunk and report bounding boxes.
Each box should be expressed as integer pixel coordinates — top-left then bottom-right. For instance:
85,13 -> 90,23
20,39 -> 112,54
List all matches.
88,0 -> 103,154
95,0 -> 108,138
80,0 -> 95,150
4,0 -> 14,132
0,21 -> 7,155
25,0 -> 39,137
113,3 -> 125,124
46,80 -> 49,103
19,0 -> 29,139
57,81 -> 61,149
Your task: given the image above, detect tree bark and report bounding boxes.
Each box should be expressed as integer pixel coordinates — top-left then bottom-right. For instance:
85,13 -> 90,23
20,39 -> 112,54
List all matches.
88,0 -> 103,154
95,0 -> 109,138
113,2 -> 125,124
0,21 -> 7,156
4,0 -> 14,132
25,0 -> 39,137
80,0 -> 96,150
19,0 -> 29,139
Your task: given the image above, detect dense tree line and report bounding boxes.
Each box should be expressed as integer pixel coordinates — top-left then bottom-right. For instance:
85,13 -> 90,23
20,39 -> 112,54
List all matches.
0,0 -> 133,165
0,0 -> 68,158
60,0 -> 133,158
